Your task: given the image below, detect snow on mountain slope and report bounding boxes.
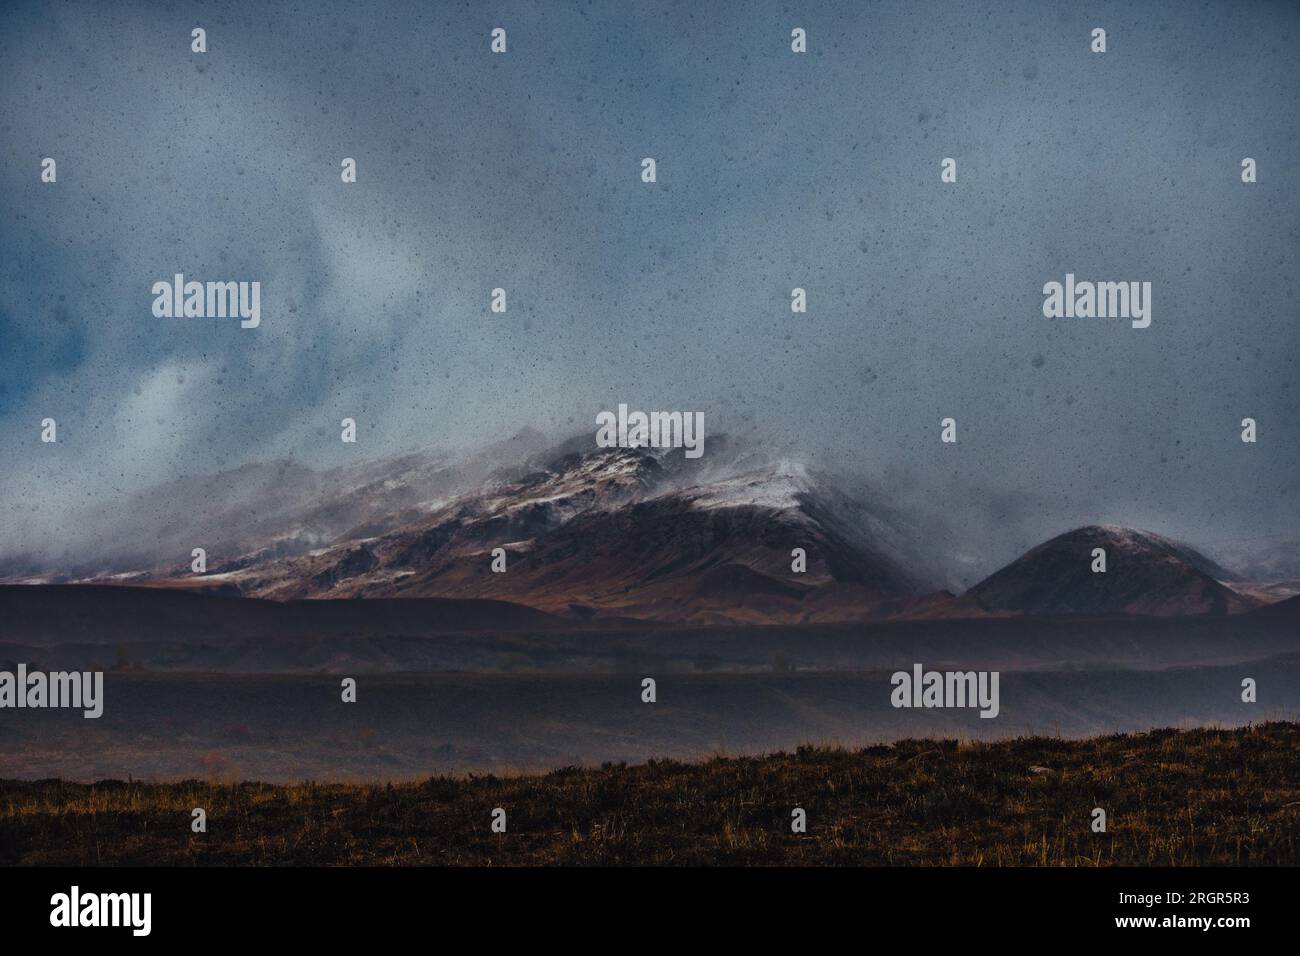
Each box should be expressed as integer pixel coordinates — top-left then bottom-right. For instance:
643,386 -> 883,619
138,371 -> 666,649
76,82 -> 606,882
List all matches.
0,429 -> 553,582
138,440 -> 940,623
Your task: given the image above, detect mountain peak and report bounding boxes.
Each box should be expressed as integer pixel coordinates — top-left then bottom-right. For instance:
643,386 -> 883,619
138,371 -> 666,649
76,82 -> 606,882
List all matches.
967,523 -> 1253,616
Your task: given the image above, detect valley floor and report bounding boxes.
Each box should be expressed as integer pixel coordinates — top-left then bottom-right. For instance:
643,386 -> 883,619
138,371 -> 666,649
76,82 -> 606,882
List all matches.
3,722 -> 1297,866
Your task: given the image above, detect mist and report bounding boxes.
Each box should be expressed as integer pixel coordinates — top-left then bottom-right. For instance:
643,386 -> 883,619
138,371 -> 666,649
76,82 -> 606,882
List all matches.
2,0 -> 1297,581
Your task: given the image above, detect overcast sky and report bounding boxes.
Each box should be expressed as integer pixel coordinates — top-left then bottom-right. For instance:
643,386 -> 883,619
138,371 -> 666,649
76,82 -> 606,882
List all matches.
1,0 -> 1297,570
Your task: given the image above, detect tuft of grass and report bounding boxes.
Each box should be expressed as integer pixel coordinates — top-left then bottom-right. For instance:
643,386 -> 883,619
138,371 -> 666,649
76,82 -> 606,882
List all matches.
1,723 -> 1297,866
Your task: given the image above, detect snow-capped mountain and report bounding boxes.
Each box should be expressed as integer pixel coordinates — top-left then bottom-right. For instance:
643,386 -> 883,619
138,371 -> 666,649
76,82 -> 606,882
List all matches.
1,428 -> 554,582
9,432 -> 933,624
179,440 -> 940,624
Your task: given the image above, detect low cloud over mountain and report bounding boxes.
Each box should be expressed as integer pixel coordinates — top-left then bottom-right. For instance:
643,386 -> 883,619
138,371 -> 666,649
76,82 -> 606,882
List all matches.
3,436 -> 1288,624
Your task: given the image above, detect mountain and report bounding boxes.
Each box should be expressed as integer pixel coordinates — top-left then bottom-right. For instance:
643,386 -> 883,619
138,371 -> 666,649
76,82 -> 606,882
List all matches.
1,429 -> 554,581
125,441 -> 940,625
8,431 -> 1284,623
966,525 -> 1258,617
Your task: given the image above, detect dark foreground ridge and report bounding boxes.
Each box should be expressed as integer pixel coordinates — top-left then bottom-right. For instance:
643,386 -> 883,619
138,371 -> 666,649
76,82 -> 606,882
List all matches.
2,722 -> 1297,866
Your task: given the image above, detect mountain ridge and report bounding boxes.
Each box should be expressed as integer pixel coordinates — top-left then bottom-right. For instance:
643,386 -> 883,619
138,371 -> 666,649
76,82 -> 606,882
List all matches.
1,436 -> 1286,624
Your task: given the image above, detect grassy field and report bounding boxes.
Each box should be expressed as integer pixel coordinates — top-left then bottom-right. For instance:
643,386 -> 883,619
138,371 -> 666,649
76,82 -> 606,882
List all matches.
2,722 -> 1297,866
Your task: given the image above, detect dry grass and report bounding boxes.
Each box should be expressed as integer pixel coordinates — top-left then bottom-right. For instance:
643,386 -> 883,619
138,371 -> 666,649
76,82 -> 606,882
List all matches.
2,722 -> 1297,866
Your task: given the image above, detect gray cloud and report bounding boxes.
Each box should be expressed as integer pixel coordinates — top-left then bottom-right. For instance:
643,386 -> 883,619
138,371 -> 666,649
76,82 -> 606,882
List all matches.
1,0 -> 1297,569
